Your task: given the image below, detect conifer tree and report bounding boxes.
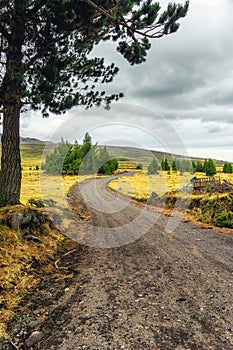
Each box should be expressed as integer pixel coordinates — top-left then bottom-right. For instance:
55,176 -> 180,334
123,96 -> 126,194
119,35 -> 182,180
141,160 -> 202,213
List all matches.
192,161 -> 196,173
148,158 -> 160,174
204,158 -> 216,176
223,162 -> 233,174
196,161 -> 204,172
161,157 -> 170,171
161,159 -> 165,170
97,146 -> 118,175
164,158 -> 170,171
172,160 -> 177,171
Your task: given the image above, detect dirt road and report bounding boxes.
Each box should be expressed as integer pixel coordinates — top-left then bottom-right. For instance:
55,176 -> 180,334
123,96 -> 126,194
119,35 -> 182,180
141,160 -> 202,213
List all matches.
39,176 -> 233,350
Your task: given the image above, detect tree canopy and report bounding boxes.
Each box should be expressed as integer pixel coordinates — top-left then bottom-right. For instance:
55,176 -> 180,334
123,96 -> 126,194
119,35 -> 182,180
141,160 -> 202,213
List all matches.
0,0 -> 189,206
0,0 -> 189,116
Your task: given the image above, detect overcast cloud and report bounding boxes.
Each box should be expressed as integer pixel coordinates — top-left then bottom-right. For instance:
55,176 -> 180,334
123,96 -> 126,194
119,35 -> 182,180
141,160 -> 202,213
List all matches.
20,0 -> 233,161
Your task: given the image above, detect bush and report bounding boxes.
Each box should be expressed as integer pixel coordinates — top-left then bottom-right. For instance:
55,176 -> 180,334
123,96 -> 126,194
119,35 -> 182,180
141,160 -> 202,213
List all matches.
148,158 -> 160,174
27,197 -> 45,208
192,195 -> 233,228
214,211 -> 233,228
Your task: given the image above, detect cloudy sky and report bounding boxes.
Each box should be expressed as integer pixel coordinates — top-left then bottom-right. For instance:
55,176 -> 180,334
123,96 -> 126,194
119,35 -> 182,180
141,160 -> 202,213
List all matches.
21,0 -> 233,161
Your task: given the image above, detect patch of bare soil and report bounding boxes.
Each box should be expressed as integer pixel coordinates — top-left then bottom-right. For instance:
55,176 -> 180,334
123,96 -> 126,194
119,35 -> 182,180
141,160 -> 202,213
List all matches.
1,177 -> 233,350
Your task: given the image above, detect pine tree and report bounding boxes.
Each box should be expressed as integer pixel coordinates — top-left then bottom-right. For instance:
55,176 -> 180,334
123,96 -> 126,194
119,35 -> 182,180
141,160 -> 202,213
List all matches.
164,158 -> 170,171
161,158 -> 170,171
203,159 -> 208,174
192,161 -> 197,173
172,160 -> 177,171
196,161 -> 204,172
161,159 -> 165,170
223,162 -> 233,174
204,158 -> 216,176
148,158 -> 161,174
0,1 -> 189,206
97,146 -> 118,175
42,138 -> 71,174
82,133 -> 93,158
78,133 -> 97,174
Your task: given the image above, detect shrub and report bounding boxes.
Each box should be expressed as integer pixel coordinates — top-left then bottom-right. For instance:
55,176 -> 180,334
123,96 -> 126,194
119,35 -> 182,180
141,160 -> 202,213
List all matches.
148,158 -> 160,174
136,163 -> 143,170
27,197 -> 45,208
214,211 -> 233,228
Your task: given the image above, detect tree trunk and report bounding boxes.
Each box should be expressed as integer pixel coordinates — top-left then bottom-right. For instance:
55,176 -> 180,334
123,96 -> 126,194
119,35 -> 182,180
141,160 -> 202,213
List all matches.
0,5 -> 25,207
0,104 -> 21,206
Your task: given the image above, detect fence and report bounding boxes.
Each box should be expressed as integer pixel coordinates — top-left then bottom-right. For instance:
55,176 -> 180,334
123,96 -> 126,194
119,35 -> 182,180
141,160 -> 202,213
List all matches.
191,176 -> 221,189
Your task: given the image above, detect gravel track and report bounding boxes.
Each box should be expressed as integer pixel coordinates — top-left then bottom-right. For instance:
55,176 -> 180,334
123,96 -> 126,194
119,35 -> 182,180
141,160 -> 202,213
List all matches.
38,176 -> 233,349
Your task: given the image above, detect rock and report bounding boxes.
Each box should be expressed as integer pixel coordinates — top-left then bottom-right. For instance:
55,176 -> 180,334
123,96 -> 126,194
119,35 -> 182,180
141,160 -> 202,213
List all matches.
24,331 -> 43,349
27,320 -> 40,329
11,212 -> 24,230
151,191 -> 158,198
10,209 -> 45,236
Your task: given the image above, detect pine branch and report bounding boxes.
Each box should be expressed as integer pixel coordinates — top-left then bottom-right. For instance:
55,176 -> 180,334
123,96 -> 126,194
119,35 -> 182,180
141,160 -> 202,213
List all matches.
83,0 -> 188,41
83,0 -> 118,24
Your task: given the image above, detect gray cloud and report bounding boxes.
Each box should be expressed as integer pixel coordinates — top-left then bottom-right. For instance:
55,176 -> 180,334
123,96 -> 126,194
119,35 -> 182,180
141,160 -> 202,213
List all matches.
20,0 -> 233,161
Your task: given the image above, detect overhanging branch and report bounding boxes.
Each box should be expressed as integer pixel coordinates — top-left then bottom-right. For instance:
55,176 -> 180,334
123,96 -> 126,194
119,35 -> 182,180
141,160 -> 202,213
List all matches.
83,0 -> 187,42
83,0 -> 118,24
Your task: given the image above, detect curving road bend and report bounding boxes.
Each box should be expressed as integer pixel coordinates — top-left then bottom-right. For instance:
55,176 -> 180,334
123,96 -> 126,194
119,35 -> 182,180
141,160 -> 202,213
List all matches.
41,176 -> 233,350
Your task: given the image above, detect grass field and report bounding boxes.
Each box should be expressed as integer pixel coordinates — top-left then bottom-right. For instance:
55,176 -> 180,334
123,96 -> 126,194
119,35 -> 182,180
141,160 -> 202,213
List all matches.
109,170 -> 233,201
0,143 -> 231,205
19,144 -> 98,205
22,167 -> 94,205
111,170 -> 192,198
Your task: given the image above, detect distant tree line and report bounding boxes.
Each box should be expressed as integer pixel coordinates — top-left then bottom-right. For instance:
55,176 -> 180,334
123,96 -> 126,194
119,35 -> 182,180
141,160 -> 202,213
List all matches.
147,157 -> 232,176
147,157 -> 193,175
42,133 -> 118,175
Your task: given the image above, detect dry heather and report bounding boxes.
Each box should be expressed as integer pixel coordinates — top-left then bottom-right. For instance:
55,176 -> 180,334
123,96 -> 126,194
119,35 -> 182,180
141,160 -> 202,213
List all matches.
0,206 -> 69,337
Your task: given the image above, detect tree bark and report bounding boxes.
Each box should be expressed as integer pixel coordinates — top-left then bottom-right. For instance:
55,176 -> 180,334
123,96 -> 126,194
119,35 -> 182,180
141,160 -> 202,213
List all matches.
0,4 -> 25,206
0,104 -> 21,206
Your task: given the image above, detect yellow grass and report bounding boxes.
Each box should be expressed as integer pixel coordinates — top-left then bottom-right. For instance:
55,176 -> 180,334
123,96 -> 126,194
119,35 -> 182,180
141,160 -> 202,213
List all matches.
109,171 -> 233,201
21,171 -> 94,205
0,216 -> 65,338
19,144 -> 233,204
109,170 -> 191,200
19,146 -> 96,205
19,143 -> 88,205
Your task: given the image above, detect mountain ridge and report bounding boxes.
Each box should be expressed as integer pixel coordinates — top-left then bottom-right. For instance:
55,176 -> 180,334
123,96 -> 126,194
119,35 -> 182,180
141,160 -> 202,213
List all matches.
0,134 -> 47,144
0,135 -> 226,163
